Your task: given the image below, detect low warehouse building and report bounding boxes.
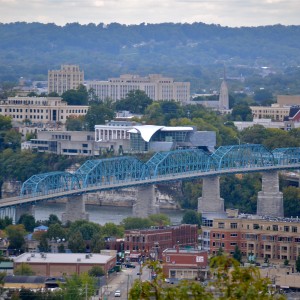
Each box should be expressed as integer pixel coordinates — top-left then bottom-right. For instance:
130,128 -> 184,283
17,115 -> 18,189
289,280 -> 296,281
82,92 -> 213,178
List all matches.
13,252 -> 116,276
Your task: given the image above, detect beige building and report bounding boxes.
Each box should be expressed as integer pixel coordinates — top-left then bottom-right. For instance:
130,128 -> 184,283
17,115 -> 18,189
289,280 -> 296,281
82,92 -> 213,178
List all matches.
277,95 -> 300,107
48,65 -> 84,95
29,130 -> 96,156
0,96 -> 88,125
250,104 -> 289,121
87,74 -> 190,103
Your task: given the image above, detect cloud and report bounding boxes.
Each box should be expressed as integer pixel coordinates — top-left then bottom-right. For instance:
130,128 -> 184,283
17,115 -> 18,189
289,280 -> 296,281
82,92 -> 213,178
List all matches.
0,0 -> 299,26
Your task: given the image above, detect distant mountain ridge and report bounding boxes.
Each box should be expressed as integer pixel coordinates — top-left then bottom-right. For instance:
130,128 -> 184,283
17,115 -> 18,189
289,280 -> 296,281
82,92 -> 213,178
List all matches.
0,22 -> 300,83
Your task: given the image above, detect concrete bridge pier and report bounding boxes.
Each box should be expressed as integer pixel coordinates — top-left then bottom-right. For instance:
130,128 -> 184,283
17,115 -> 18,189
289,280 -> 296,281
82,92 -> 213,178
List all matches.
257,171 -> 283,217
133,185 -> 159,218
15,205 -> 35,223
62,194 -> 89,224
198,176 -> 226,217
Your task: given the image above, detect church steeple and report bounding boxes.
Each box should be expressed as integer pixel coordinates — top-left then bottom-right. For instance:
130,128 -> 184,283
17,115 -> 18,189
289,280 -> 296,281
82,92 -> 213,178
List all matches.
219,65 -> 229,110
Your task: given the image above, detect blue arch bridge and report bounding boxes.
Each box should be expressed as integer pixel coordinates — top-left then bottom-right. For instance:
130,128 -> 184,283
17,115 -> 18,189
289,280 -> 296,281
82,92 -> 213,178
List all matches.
1,144 -> 300,222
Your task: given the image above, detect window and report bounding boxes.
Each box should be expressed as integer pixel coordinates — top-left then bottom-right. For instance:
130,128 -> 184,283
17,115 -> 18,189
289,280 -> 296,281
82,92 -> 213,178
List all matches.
230,223 -> 238,229
292,226 -> 298,233
218,222 -> 225,229
284,226 -> 290,232
166,256 -> 170,262
272,225 -> 278,231
253,224 -> 260,230
230,233 -> 238,237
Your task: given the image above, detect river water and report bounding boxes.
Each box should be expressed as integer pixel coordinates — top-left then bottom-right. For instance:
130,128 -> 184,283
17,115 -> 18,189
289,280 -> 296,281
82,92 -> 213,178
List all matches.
34,203 -> 184,225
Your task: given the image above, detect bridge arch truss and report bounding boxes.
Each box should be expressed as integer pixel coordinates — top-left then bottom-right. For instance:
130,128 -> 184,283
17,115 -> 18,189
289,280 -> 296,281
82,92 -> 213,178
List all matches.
75,156 -> 145,188
272,147 -> 300,165
143,149 -> 212,178
20,171 -> 81,197
211,144 -> 274,170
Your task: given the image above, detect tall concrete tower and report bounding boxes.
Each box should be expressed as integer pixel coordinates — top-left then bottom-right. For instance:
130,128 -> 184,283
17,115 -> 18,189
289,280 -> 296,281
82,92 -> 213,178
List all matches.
218,67 -> 229,110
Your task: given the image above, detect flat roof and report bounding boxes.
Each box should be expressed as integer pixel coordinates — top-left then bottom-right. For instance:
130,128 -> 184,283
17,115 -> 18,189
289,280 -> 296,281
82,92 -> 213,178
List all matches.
14,253 -> 113,264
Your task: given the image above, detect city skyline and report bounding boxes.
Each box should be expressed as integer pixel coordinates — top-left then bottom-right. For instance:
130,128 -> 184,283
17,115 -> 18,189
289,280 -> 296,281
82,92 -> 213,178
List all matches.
0,0 -> 299,28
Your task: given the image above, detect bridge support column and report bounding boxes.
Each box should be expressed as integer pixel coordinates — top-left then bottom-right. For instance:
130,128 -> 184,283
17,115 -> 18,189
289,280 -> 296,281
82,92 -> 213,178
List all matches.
198,176 -> 225,217
133,185 -> 159,218
257,171 -> 283,217
15,205 -> 35,223
62,194 -> 89,223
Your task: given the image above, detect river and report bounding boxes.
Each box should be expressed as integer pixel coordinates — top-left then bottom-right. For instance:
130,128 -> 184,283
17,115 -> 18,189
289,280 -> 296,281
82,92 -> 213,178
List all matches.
34,203 -> 184,225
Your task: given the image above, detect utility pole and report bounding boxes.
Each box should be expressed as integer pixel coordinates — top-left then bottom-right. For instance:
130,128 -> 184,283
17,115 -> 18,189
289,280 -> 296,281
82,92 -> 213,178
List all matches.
126,273 -> 131,300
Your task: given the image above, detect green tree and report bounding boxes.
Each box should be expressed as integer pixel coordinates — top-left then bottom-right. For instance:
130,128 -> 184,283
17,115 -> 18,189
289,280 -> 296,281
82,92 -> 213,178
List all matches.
283,186 -> 300,217
88,265 -> 105,277
129,257 -> 285,299
121,217 -> 153,230
102,222 -> 124,237
209,255 -> 284,300
90,233 -> 106,253
231,102 -> 253,121
58,243 -> 65,253
47,214 -> 62,226
0,272 -> 5,295
14,263 -> 35,275
148,214 -> 171,226
66,116 -> 85,131
181,210 -> 202,227
233,245 -> 242,263
69,220 -> 101,240
59,272 -> 96,300
253,89 -> 273,103
6,224 -> 26,253
48,92 -> 59,97
0,115 -> 12,130
4,129 -> 22,150
38,232 -> 51,252
115,90 -> 152,114
84,103 -> 114,131
61,84 -> 88,105
296,255 -> 300,272
17,214 -> 36,232
68,231 -> 86,253
0,216 -> 12,230
47,223 -> 66,240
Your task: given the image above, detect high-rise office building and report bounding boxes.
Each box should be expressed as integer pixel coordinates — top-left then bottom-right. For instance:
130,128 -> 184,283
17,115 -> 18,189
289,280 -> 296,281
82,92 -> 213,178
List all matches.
48,65 -> 84,95
87,74 -> 190,103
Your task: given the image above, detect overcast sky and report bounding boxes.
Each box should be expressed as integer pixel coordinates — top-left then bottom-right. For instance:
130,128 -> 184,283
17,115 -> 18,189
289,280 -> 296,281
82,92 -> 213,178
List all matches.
0,0 -> 299,27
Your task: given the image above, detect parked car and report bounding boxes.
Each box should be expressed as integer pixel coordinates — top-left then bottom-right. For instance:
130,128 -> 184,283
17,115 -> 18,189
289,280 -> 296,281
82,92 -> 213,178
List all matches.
114,290 -> 121,297
124,263 -> 136,268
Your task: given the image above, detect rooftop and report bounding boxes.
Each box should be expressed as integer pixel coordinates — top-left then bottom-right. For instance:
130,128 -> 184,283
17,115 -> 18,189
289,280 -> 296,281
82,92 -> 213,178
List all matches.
14,252 -> 113,264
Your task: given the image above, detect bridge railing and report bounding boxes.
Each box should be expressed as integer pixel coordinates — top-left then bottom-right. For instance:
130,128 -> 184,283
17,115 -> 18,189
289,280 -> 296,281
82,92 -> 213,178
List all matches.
16,145 -> 300,200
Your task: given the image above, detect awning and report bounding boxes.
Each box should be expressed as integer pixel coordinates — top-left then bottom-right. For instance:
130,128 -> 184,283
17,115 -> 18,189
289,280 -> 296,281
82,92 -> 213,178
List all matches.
129,253 -> 141,258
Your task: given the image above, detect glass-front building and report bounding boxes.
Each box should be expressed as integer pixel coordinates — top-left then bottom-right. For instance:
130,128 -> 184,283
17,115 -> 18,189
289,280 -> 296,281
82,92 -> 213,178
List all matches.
128,125 -> 216,153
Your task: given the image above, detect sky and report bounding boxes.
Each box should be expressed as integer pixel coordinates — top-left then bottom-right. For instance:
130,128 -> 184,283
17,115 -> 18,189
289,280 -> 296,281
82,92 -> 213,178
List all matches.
0,0 -> 299,27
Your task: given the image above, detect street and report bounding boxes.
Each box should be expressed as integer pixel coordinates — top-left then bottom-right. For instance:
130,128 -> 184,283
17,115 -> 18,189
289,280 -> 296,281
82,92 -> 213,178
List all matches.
100,263 -> 151,300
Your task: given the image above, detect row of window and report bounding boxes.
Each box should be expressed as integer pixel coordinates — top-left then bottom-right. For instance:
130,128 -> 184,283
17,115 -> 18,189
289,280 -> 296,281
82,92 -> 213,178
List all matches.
218,222 -> 299,232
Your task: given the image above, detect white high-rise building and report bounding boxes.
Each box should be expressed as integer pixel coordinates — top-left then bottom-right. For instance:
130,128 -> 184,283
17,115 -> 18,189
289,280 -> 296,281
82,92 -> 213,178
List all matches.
87,74 -> 190,103
48,65 -> 84,95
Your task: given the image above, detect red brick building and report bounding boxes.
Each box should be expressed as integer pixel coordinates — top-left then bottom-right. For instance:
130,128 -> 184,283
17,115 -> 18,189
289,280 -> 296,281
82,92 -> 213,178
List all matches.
203,215 -> 300,266
124,224 -> 198,259
162,247 -> 208,280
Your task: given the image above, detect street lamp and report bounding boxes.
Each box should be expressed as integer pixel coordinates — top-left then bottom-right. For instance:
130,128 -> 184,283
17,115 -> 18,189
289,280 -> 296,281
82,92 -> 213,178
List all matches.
234,136 -> 241,146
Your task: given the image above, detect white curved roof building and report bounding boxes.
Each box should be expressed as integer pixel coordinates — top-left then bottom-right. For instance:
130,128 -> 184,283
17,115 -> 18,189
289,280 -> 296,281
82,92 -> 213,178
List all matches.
128,125 -> 215,152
